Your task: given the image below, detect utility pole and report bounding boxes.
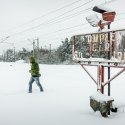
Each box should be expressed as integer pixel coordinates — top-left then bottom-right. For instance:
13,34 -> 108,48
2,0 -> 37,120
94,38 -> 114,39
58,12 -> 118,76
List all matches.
45,45 -> 47,52
7,51 -> 9,62
36,38 -> 39,63
50,44 -> 52,64
50,44 -> 51,54
33,40 -> 35,57
3,51 -> 5,62
13,47 -> 15,62
27,39 -> 35,57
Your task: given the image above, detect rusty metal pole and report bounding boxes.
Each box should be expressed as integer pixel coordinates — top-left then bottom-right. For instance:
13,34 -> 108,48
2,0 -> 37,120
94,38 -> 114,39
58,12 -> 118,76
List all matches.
101,65 -> 104,94
97,65 -> 101,92
108,24 -> 110,96
108,24 -> 111,115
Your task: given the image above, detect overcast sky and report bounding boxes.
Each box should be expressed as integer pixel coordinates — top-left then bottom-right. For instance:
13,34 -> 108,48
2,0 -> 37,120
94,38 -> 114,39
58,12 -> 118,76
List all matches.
0,0 -> 125,54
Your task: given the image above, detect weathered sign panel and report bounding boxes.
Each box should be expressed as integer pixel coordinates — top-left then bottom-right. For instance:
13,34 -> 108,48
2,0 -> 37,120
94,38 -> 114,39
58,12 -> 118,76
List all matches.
72,29 -> 125,65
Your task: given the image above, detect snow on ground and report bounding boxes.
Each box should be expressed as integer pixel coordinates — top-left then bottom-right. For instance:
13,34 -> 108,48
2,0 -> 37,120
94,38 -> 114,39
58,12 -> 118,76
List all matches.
0,62 -> 125,125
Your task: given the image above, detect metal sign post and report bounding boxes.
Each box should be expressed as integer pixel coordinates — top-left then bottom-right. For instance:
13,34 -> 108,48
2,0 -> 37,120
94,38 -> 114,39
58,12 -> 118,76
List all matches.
108,24 -> 111,98
72,28 -> 125,95
71,5 -> 124,117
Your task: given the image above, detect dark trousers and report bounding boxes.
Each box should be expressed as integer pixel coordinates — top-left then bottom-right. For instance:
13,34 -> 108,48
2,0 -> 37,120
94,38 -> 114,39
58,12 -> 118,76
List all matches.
29,76 -> 43,92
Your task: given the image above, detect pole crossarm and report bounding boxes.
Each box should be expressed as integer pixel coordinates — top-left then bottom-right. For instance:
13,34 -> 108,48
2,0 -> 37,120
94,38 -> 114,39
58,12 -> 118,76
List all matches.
102,68 -> 125,87
79,62 -> 97,85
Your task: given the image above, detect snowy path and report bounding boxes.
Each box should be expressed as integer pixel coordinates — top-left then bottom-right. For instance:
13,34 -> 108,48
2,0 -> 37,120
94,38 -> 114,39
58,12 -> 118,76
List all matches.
0,62 -> 125,125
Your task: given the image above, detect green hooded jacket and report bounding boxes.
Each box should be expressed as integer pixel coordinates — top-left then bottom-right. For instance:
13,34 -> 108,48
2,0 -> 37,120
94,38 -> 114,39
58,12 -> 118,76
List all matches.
29,57 -> 40,77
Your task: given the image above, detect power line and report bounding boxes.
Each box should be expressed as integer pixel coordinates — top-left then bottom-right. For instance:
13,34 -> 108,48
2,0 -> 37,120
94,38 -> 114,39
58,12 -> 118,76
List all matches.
117,12 -> 125,16
20,27 -> 90,49
15,8 -> 91,35
38,23 -> 88,37
9,0 -> 93,37
41,0 -> 118,27
11,8 -> 91,37
13,21 -> 125,50
39,26 -> 92,42
6,0 -> 118,48
10,0 -> 116,37
24,23 -> 89,38
19,0 -> 116,31
22,0 -> 85,22
35,7 -> 91,29
6,0 -> 88,32
16,16 -> 125,47
26,0 -> 116,35
11,23 -> 90,48
14,23 -> 88,43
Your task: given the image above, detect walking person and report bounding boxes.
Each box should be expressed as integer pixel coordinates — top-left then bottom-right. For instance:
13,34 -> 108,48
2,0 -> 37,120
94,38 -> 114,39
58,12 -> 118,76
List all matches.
28,57 -> 43,93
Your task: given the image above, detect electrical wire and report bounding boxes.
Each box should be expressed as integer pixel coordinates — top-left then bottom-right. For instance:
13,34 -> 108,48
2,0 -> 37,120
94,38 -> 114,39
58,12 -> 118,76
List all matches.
9,0 -> 94,37
6,0 -> 92,33
5,0 -> 119,49
38,23 -> 88,38
9,0 -> 116,38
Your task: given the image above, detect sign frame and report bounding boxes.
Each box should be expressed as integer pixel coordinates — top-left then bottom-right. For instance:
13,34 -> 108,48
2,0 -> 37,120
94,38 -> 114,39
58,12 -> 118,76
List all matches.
72,28 -> 125,66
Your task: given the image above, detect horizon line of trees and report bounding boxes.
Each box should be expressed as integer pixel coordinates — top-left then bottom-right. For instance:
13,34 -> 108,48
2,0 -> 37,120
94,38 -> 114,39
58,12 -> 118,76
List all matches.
0,38 -> 75,64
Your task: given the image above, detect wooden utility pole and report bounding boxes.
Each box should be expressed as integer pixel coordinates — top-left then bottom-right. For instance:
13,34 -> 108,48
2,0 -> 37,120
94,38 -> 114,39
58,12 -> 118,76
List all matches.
50,44 -> 51,54
13,47 -> 15,62
33,40 -> 35,57
36,38 -> 39,63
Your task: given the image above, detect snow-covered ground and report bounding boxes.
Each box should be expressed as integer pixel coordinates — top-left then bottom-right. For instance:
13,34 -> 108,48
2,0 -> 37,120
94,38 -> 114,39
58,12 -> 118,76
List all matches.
0,61 -> 125,125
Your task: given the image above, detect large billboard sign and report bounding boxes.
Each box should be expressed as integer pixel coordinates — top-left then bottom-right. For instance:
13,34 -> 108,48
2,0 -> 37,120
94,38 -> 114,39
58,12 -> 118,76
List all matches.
72,29 -> 125,65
